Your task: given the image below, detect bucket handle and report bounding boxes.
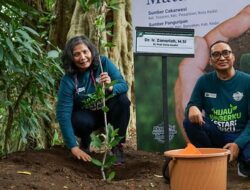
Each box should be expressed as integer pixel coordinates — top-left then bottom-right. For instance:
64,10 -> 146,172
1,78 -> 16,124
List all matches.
162,156 -> 173,184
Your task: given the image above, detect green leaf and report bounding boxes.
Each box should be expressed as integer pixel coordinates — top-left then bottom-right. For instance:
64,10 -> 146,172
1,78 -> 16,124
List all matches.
107,171 -> 116,181
43,99 -> 53,110
22,26 -> 39,36
34,74 -> 48,87
29,115 -> 39,127
102,106 -> 109,113
47,50 -> 59,58
91,158 -> 103,167
104,42 -> 116,48
22,42 -> 38,55
105,22 -> 114,29
39,112 -> 51,122
90,133 -> 102,148
51,131 -> 63,145
108,0 -> 121,10
12,51 -> 23,64
51,61 -> 64,74
111,128 -> 119,137
0,46 -> 3,61
0,100 -> 12,107
78,0 -> 90,11
16,29 -> 31,41
0,12 -> 11,23
6,38 -> 14,52
109,137 -> 123,147
103,155 -> 116,168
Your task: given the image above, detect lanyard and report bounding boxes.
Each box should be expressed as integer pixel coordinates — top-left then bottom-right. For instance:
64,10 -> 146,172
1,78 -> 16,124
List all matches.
90,69 -> 97,88
74,70 -> 97,94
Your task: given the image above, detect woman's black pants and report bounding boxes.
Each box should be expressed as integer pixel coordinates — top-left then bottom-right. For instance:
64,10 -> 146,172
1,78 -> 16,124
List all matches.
71,94 -> 130,149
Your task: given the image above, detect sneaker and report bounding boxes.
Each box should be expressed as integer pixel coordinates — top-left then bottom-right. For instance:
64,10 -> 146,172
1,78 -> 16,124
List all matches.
237,161 -> 250,177
111,144 -> 125,165
81,147 -> 91,154
79,139 -> 91,154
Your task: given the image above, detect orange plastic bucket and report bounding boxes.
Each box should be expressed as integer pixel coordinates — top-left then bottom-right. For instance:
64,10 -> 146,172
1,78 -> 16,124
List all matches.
164,148 -> 230,190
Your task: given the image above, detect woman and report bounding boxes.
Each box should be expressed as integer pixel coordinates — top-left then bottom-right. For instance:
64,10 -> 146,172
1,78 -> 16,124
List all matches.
56,36 -> 130,163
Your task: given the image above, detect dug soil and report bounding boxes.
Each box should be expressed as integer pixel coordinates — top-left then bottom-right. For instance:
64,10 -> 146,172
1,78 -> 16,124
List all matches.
0,145 -> 167,190
0,144 -> 250,190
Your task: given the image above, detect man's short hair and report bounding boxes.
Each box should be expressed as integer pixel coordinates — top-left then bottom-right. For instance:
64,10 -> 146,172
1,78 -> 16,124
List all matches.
209,40 -> 231,55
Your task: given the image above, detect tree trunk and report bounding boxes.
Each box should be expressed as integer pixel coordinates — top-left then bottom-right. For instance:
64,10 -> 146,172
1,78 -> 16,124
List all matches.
49,0 -> 77,49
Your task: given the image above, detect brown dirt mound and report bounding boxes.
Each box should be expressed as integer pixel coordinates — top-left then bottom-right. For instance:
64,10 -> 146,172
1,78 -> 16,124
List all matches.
0,146 -> 167,190
1,145 -> 250,190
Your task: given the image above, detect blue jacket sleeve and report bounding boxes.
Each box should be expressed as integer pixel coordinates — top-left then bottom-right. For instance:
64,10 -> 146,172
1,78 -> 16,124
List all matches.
56,75 -> 78,149
184,76 -> 204,118
235,123 -> 250,148
235,83 -> 250,148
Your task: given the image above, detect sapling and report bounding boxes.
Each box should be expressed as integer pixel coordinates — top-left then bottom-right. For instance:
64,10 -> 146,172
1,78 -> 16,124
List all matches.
82,78 -> 123,181
78,0 -> 123,180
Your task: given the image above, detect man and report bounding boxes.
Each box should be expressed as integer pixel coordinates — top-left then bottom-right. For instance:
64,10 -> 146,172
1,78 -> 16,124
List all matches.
174,5 -> 250,141
183,40 -> 250,177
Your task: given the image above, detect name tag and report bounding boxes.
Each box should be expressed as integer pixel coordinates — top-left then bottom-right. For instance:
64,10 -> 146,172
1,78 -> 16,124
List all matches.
205,92 -> 217,98
77,87 -> 85,92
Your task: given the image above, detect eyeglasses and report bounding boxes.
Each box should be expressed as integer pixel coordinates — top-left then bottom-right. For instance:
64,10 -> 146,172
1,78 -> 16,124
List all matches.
211,50 -> 232,60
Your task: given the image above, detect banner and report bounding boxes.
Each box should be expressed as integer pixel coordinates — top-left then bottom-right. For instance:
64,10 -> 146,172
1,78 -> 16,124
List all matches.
132,0 -> 249,37
133,1 -> 250,152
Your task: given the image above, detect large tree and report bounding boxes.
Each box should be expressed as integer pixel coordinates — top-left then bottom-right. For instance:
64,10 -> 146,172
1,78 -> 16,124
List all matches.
0,0 -> 64,155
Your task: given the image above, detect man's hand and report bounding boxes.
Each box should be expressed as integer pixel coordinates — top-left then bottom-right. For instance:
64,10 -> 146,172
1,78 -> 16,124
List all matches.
223,142 -> 239,162
71,146 -> 91,162
188,106 -> 205,126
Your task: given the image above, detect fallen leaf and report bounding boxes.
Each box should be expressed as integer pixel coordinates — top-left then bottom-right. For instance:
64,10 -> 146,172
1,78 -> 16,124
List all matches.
150,182 -> 155,187
17,171 -> 31,175
154,174 -> 163,178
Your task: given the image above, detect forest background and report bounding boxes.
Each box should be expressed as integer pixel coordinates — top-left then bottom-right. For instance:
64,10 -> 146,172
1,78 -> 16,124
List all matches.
1,0 -> 140,157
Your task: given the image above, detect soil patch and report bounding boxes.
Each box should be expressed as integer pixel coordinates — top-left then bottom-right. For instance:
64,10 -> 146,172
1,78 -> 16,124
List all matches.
1,145 -> 250,190
0,145 -> 167,190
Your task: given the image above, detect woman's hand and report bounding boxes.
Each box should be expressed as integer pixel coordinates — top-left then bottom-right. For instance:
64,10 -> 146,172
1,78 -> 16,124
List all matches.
100,72 -> 111,85
71,147 -> 91,162
100,72 -> 113,92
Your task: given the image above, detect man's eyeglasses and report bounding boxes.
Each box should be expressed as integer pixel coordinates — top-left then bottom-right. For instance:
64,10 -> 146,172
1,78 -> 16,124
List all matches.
211,50 -> 232,60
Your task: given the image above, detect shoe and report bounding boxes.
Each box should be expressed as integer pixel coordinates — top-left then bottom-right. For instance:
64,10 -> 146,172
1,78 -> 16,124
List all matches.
81,147 -> 91,154
111,144 -> 125,165
237,161 -> 250,177
79,138 -> 91,154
